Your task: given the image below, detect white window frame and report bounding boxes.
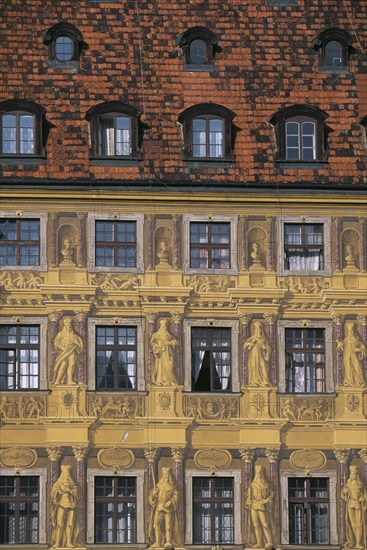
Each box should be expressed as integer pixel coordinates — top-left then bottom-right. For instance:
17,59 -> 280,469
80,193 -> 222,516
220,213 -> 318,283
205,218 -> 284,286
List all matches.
277,216 -> 332,277
278,319 -> 334,393
0,316 -> 48,390
87,213 -> 144,273
0,211 -> 48,271
280,469 -> 338,545
183,319 -> 240,392
183,214 -> 238,275
0,467 -> 48,544
88,317 -> 145,391
185,468 -> 241,545
285,119 -> 316,161
87,467 -> 145,545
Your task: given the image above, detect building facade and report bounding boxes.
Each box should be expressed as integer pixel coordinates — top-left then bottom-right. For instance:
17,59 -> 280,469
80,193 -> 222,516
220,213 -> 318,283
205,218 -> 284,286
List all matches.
0,0 -> 367,548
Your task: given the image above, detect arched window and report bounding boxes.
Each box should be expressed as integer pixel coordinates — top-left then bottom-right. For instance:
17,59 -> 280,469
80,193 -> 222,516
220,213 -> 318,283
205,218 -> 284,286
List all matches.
43,22 -> 84,66
0,99 -> 47,158
178,104 -> 235,161
312,28 -> 353,70
177,27 -> 219,70
87,102 -> 141,160
270,105 -> 329,162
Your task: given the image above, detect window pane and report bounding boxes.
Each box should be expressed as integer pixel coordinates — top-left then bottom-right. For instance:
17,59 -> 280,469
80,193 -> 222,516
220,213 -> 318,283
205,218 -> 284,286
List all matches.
55,36 -> 74,61
190,39 -> 207,64
325,40 -> 342,66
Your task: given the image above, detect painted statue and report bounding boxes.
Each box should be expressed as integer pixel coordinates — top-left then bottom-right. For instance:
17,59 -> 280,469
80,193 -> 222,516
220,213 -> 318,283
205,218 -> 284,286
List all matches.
52,317 -> 84,385
245,464 -> 274,548
148,467 -> 181,547
150,319 -> 178,386
337,321 -> 366,387
341,465 -> 367,549
244,321 -> 272,386
51,465 -> 80,548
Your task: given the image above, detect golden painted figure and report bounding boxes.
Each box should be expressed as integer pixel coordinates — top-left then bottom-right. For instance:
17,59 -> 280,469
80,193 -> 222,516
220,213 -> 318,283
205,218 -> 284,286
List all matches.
150,319 -> 178,386
51,465 -> 80,548
341,465 -> 367,549
52,317 -> 84,385
245,464 -> 274,548
244,321 -> 272,386
148,467 -> 181,548
337,321 -> 366,387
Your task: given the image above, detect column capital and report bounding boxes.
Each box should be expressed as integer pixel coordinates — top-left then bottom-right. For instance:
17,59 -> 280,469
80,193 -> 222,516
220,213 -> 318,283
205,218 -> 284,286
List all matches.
72,446 -> 89,461
334,448 -> 350,464
144,447 -> 161,462
264,313 -> 278,325
240,314 -> 253,326
46,446 -> 63,462
265,448 -> 280,463
357,314 -> 367,326
358,449 -> 367,463
146,312 -> 158,324
266,216 -> 275,222
171,447 -> 186,462
358,217 -> 367,224
50,212 -> 58,220
332,314 -> 345,326
75,311 -> 88,323
239,448 -> 256,463
170,312 -> 183,325
76,212 -> 86,220
172,214 -> 181,222
48,311 -> 61,323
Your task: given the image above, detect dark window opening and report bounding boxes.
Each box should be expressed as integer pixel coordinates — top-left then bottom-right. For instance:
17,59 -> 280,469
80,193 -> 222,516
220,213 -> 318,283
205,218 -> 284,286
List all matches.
0,476 -> 39,544
96,326 -> 137,390
193,477 -> 234,544
95,220 -> 137,268
0,218 -> 40,267
285,328 -> 325,393
289,478 -> 329,544
191,327 -> 231,391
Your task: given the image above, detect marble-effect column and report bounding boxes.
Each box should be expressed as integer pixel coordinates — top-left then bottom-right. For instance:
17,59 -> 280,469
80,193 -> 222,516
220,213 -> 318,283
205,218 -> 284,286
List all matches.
266,217 -> 275,271
171,313 -> 183,385
146,313 -> 158,384
76,311 -> 87,384
264,313 -> 278,386
72,446 -> 88,547
48,312 -> 61,382
265,448 -> 280,544
334,217 -> 341,271
173,215 -> 180,270
359,218 -> 366,272
334,448 -> 350,544
144,448 -> 160,545
46,446 -> 63,542
76,212 -> 86,268
241,216 -> 248,271
240,448 -> 256,544
333,314 -> 345,386
240,314 -> 252,386
357,314 -> 367,382
171,447 -> 186,546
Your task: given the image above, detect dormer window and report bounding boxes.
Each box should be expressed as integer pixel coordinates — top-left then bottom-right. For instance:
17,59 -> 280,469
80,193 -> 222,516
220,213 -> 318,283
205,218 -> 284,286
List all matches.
312,28 -> 353,72
43,22 -> 83,67
178,27 -> 219,71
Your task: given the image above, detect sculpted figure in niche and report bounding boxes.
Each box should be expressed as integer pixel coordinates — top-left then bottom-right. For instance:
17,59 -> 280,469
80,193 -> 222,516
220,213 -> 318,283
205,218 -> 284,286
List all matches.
60,237 -> 75,265
244,321 -> 272,386
150,319 -> 178,386
52,317 -> 84,385
51,465 -> 80,548
157,239 -> 171,266
337,321 -> 366,387
341,465 -> 367,549
345,243 -> 357,268
250,242 -> 262,266
245,464 -> 274,548
148,467 -> 180,548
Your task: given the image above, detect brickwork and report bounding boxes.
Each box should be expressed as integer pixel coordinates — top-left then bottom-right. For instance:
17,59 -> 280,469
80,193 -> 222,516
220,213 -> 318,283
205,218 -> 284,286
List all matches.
1,0 -> 366,184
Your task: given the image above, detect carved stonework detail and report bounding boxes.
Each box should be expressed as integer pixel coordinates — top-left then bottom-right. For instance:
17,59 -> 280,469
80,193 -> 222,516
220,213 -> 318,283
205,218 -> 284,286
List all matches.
334,448 -> 350,464
337,321 -> 367,387
0,447 -> 37,470
265,448 -> 280,463
150,318 -> 179,386
190,275 -> 233,292
144,447 -> 161,462
51,317 -> 83,386
341,465 -> 367,548
280,276 -> 330,293
148,467 -> 181,547
72,446 -> 89,462
91,273 -> 140,291
0,395 -> 45,422
244,321 -> 272,387
46,446 -> 63,462
51,465 -> 80,548
89,394 -> 144,419
185,395 -> 238,420
0,271 -> 43,289
280,397 -> 333,422
239,448 -> 256,463
171,447 -> 186,462
358,449 -> 367,463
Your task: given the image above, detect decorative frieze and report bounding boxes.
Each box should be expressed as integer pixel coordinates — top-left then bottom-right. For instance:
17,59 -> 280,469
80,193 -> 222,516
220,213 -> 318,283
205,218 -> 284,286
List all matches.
280,396 -> 334,421
184,394 -> 238,420
88,394 -> 144,420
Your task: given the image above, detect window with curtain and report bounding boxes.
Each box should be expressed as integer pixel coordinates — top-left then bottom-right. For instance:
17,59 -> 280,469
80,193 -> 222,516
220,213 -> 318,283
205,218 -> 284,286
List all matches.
1,112 -> 35,155
191,327 -> 231,391
192,116 -> 224,158
99,114 -> 131,157
190,222 -> 230,269
94,477 -> 137,543
193,477 -> 234,544
288,478 -> 329,544
0,325 -> 40,390
284,223 -> 324,271
285,328 -> 325,393
0,476 -> 39,544
96,326 -> 137,390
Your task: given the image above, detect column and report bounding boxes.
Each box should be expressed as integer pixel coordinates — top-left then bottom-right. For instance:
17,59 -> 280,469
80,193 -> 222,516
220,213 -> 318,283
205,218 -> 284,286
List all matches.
73,446 -> 89,547
359,217 -> 366,272
265,448 -> 280,544
358,449 -> 367,481
76,311 -> 87,384
147,215 -> 155,270
48,312 -> 61,382
171,447 -> 186,546
241,216 -> 248,271
240,314 -> 252,386
171,313 -> 183,385
334,448 -> 350,545
146,313 -> 158,384
173,215 -> 180,270
46,446 -> 63,542
50,212 -> 58,268
76,212 -> 86,268
240,448 -> 256,544
266,216 -> 275,271
334,217 -> 341,271
357,314 -> 367,382
144,448 -> 160,545
333,314 -> 345,386
264,313 -> 278,386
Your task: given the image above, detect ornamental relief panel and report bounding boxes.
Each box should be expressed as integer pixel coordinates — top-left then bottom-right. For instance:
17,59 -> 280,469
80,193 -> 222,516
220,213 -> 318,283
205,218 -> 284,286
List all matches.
0,395 -> 46,422
280,396 -> 334,422
90,273 -> 140,291
88,394 -> 144,420
188,275 -> 234,292
0,271 -> 44,289
279,276 -> 330,294
184,395 -> 239,421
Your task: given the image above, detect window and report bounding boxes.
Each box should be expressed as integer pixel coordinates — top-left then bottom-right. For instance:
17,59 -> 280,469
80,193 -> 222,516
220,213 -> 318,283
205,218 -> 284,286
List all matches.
192,477 -> 234,544
312,28 -> 354,70
270,105 -> 328,162
284,223 -> 323,271
94,477 -> 137,544
288,478 -> 329,544
361,115 -> 367,141
87,102 -> 141,160
183,215 -> 238,275
285,328 -> 325,393
43,22 -> 83,65
0,100 -> 46,158
0,325 -> 40,390
178,104 -> 235,161
191,327 -> 231,392
178,27 -> 219,70
0,476 -> 39,544
0,218 -> 40,267
95,220 -> 137,268
96,326 -> 137,390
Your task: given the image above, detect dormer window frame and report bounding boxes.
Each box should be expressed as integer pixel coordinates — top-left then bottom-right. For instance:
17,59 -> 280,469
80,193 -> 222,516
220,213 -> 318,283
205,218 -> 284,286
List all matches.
43,22 -> 84,68
178,27 -> 219,72
312,28 -> 354,72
